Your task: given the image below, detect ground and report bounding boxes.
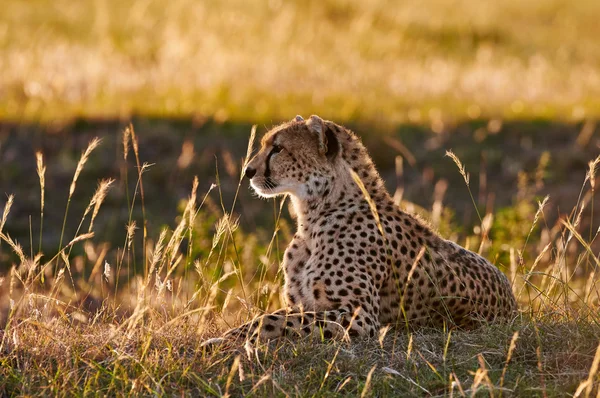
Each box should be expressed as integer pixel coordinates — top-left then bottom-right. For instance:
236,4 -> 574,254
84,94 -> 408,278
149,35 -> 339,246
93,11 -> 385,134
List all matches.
2,320 -> 599,396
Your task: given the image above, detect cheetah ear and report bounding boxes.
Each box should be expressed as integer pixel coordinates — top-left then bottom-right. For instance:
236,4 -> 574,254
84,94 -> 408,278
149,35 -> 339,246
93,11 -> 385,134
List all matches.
324,124 -> 340,160
306,115 -> 326,155
306,115 -> 339,160
294,115 -> 304,122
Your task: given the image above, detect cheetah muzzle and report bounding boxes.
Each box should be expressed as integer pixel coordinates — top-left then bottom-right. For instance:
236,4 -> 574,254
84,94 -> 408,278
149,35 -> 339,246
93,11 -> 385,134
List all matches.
206,114 -> 517,347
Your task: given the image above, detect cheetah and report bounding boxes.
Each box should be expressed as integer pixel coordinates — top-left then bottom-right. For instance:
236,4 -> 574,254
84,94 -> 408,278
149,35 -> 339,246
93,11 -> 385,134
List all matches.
210,115 -> 517,345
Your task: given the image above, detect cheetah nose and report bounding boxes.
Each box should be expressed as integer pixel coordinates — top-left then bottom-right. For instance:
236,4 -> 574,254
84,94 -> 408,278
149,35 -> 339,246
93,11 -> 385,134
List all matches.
245,167 -> 256,179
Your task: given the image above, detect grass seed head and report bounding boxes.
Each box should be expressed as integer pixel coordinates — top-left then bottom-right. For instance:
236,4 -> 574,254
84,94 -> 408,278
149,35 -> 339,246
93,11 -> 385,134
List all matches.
242,125 -> 257,176
123,126 -> 131,160
445,150 -> 470,186
103,260 -> 111,282
148,228 -> 168,285
126,221 -> 138,249
0,231 -> 26,265
36,152 -> 46,208
1,194 -> 14,234
534,195 -> 550,227
212,213 -> 239,250
66,232 -> 95,247
88,178 -> 115,232
69,138 -> 101,197
586,155 -> 600,190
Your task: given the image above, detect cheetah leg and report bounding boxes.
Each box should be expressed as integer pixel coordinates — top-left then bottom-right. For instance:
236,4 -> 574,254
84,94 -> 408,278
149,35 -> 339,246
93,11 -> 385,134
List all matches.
221,306 -> 379,344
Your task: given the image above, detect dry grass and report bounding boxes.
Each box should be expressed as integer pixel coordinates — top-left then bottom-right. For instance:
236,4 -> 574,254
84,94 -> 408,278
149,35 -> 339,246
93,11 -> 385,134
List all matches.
1,0 -> 600,124
0,122 -> 599,396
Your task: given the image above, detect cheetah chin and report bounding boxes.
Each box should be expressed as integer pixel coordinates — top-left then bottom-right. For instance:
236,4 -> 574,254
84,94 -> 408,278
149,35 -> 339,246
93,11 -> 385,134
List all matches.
214,114 -> 517,345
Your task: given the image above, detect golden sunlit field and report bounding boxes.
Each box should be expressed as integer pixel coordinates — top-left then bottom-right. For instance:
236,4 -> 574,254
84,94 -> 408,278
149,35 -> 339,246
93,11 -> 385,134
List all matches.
1,0 -> 600,396
2,0 -> 600,123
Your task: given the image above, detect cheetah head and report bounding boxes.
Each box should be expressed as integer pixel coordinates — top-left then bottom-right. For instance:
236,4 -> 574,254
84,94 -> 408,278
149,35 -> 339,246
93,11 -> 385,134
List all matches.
245,115 -> 341,199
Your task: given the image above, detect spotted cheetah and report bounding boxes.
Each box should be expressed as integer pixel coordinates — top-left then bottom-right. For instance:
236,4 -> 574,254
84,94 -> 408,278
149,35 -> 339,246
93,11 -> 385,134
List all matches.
211,115 -> 517,344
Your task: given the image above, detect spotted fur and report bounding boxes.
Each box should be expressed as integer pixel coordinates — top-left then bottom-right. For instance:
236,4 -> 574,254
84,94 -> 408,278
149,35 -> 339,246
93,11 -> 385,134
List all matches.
218,115 -> 517,344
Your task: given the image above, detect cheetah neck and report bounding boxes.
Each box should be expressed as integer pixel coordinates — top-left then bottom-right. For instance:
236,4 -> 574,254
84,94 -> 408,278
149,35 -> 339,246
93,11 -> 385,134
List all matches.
289,142 -> 392,239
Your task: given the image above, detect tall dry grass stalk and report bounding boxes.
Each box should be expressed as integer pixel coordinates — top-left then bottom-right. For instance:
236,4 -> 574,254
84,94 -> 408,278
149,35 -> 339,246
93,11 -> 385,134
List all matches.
446,150 -> 482,222
471,354 -> 493,397
393,155 -> 404,206
197,271 -> 236,334
319,347 -> 342,390
573,341 -> 600,397
41,232 -> 95,284
499,331 -> 519,395
517,196 -> 550,307
243,125 -> 257,176
207,125 -> 257,309
121,126 -> 133,281
129,124 -> 148,274
350,168 -> 385,237
360,365 -> 377,398
399,247 -> 426,331
69,138 -> 102,198
114,221 -> 137,299
0,231 -> 26,265
585,155 -> 600,190
57,138 -> 101,274
586,155 -> 600,245
57,173 -> 113,297
185,176 -> 200,288
35,152 -> 45,254
445,150 -> 470,186
224,355 -> 241,397
222,124 -> 256,224
87,179 -> 115,233
146,228 -> 168,291
562,221 -> 600,275
531,196 -> 549,241
0,194 -> 14,238
123,125 -> 131,161
477,213 -> 493,255
123,160 -> 152,280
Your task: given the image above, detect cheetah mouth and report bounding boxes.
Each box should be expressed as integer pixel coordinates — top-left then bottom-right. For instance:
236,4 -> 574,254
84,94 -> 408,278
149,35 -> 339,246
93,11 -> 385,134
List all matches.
250,177 -> 281,197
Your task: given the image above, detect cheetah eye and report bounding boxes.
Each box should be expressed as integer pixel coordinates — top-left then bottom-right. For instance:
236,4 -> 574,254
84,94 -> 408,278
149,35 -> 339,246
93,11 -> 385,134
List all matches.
272,144 -> 283,153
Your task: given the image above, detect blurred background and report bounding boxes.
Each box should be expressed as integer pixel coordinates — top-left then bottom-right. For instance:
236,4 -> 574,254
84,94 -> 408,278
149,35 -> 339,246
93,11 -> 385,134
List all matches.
2,0 -> 600,122
1,0 -> 599,302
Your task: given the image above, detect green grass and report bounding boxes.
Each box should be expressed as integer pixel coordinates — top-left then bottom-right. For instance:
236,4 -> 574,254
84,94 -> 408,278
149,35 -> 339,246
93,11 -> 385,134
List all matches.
2,0 -> 600,123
